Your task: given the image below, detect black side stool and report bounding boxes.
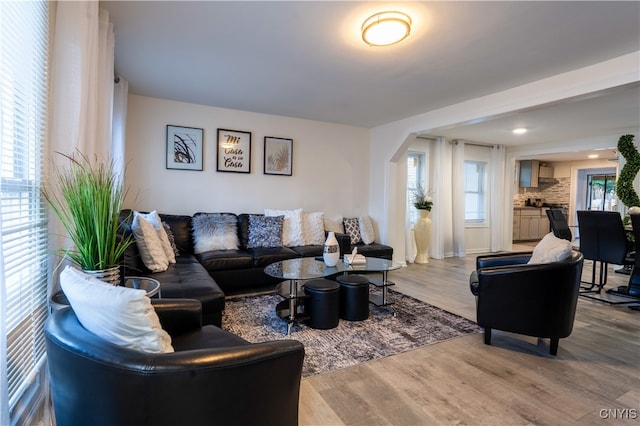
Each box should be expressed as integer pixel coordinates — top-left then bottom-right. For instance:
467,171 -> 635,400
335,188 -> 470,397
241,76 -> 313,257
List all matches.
336,274 -> 370,321
304,279 -> 340,329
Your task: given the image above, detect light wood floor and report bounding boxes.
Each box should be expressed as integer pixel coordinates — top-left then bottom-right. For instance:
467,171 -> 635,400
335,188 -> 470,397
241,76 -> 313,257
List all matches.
298,251 -> 640,425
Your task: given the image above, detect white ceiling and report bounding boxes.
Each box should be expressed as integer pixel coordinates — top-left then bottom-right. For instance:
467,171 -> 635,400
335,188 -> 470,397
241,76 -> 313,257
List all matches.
101,1 -> 640,158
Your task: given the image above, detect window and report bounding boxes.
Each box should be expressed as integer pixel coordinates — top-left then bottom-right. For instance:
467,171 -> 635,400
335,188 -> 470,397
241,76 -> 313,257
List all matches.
587,173 -> 617,211
407,152 -> 426,225
464,161 -> 487,223
1,1 -> 49,424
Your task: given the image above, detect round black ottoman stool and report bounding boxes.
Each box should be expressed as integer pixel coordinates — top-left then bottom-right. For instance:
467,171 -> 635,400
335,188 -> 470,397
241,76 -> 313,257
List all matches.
304,279 -> 340,329
336,274 -> 370,321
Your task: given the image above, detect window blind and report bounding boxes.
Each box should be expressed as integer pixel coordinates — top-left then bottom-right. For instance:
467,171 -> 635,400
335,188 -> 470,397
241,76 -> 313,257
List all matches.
0,1 -> 49,423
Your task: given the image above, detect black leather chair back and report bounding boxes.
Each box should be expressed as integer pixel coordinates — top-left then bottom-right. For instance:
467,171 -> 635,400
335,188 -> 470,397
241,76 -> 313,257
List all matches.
546,208 -> 572,241
631,214 -> 640,267
577,210 -> 628,264
45,305 -> 305,426
628,214 -> 640,296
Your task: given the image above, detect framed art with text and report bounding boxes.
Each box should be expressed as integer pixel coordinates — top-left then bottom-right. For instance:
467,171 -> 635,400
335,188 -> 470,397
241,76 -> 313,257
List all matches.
264,136 -> 293,176
217,128 -> 251,173
166,125 -> 204,171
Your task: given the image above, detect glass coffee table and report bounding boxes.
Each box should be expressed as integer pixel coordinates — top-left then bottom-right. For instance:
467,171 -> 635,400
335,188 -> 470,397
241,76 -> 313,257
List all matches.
264,257 -> 401,334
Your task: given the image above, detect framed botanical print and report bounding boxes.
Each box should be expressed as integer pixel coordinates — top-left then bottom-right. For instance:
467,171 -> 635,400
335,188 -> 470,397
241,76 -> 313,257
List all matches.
217,128 -> 251,173
166,125 -> 204,171
264,137 -> 293,176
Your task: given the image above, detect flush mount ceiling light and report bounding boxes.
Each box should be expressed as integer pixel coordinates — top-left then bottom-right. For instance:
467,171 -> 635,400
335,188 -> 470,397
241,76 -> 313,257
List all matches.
512,128 -> 528,135
362,11 -> 412,46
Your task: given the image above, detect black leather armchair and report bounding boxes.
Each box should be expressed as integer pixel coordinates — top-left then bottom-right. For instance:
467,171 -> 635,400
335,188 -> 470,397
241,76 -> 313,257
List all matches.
469,250 -> 584,355
45,299 -> 305,426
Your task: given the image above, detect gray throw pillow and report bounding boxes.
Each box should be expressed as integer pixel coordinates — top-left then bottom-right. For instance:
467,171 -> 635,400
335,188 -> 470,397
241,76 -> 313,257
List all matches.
192,213 -> 239,253
162,222 -> 180,257
248,215 -> 284,248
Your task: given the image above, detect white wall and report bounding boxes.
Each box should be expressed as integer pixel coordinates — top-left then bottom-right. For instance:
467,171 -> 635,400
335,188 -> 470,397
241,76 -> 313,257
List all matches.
124,95 -> 371,226
551,158 -> 618,178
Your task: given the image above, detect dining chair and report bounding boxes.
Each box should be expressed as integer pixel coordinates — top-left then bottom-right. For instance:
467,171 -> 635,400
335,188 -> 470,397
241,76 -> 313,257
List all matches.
546,208 -> 572,242
576,210 -> 634,295
608,213 -> 640,300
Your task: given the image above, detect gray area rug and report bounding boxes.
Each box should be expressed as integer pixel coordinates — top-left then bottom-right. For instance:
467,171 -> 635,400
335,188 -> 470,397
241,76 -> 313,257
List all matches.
222,289 -> 481,377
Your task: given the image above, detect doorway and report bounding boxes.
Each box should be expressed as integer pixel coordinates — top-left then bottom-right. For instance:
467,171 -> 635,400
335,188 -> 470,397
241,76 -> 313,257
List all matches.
586,173 -> 617,211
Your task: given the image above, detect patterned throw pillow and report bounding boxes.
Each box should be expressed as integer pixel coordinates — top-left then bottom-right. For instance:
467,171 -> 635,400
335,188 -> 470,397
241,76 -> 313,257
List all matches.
162,222 -> 180,257
343,217 -> 362,245
264,208 -> 304,246
192,213 -> 239,253
247,215 -> 284,248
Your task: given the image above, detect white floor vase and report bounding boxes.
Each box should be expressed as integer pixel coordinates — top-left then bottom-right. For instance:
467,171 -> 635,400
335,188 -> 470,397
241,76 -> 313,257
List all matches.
414,209 -> 432,264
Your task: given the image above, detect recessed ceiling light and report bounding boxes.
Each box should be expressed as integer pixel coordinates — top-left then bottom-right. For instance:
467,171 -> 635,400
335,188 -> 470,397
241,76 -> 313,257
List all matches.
362,11 -> 412,46
588,154 -> 599,159
512,128 -> 527,135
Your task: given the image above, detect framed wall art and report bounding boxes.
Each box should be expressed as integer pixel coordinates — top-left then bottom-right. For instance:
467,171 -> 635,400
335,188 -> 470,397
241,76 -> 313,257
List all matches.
217,128 -> 251,173
166,125 -> 204,171
264,137 -> 293,176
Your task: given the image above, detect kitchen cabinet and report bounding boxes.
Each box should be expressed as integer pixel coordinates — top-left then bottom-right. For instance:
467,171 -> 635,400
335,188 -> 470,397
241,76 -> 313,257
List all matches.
538,215 -> 550,237
539,166 -> 554,178
519,160 -> 539,188
513,208 -> 551,241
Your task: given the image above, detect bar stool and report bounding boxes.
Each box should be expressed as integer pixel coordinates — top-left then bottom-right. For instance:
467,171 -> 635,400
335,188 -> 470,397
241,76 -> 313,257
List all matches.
304,279 -> 340,329
336,274 -> 370,321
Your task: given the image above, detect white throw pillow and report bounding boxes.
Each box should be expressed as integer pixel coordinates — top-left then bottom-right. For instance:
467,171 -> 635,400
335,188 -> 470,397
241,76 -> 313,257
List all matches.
132,213 -> 169,272
359,216 -> 375,245
302,211 -> 325,245
59,266 -> 173,353
264,208 -> 304,246
527,232 -> 573,264
324,217 -> 344,234
135,211 -> 176,264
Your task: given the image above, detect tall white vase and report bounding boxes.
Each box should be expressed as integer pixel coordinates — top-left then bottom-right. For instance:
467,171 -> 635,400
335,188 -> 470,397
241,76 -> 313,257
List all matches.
323,231 -> 340,267
414,209 -> 432,264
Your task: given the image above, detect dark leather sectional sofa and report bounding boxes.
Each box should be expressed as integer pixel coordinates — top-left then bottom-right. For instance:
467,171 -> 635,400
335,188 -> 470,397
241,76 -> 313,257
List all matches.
120,211 -> 393,327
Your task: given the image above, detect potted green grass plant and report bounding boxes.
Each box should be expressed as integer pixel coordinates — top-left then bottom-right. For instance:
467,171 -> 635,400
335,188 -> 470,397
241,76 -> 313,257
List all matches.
44,152 -> 132,286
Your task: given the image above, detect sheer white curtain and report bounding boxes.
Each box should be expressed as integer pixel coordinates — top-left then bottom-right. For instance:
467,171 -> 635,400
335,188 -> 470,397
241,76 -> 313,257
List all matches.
431,138 -> 452,259
49,2 -> 116,161
112,76 -> 129,179
48,2 -> 122,294
452,140 -> 466,257
490,144 -> 507,251
405,157 -> 417,263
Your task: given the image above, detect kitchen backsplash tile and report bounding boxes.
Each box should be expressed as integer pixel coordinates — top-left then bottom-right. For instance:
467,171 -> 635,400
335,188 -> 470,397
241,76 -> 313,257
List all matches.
513,177 -> 571,207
